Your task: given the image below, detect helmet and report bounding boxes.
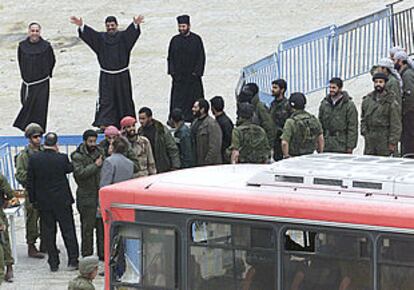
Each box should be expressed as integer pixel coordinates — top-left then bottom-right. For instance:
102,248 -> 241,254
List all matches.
24,123 -> 44,138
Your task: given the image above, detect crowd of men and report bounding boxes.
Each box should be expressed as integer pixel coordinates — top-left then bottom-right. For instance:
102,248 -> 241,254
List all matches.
0,10 -> 413,289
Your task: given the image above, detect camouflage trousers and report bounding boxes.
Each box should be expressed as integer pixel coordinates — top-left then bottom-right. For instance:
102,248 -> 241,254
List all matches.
0,209 -> 14,266
77,206 -> 104,259
25,200 -> 41,245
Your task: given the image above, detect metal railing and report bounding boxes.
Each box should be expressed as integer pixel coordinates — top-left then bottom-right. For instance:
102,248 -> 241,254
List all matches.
0,135 -> 104,190
331,8 -> 392,81
392,6 -> 414,55
239,5 -> 413,99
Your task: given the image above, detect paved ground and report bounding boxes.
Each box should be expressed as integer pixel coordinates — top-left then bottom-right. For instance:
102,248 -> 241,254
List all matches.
2,208 -> 105,290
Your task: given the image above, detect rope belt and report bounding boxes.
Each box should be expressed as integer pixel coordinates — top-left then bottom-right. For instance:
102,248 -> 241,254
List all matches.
100,67 -> 129,74
22,76 -> 50,102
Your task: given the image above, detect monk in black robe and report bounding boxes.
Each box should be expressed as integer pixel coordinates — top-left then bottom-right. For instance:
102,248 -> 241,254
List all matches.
13,22 -> 55,131
70,15 -> 144,128
168,15 -> 206,122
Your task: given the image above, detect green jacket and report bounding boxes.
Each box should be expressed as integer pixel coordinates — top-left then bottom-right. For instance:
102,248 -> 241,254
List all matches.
318,91 -> 358,153
15,145 -> 42,188
401,66 -> 414,115
269,96 -> 292,136
191,115 -> 223,166
71,144 -> 104,208
68,275 -> 95,290
174,122 -> 195,168
138,119 -> 181,173
387,74 -> 402,107
281,110 -> 323,156
98,139 -> 140,173
229,119 -> 270,163
361,89 -> 402,145
0,174 -> 14,209
251,95 -> 277,145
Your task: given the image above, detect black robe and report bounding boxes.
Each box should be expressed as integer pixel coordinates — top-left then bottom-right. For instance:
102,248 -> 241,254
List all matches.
168,32 -> 205,122
79,23 -> 140,128
13,37 -> 55,131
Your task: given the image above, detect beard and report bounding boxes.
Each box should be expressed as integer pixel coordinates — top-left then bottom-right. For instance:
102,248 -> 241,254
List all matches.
87,145 -> 96,153
193,111 -> 201,118
375,85 -> 384,93
394,63 -> 401,71
179,28 -> 190,35
127,130 -> 136,138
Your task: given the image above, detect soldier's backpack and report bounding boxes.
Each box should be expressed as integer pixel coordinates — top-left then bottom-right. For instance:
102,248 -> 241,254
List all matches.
292,112 -> 321,154
238,124 -> 270,163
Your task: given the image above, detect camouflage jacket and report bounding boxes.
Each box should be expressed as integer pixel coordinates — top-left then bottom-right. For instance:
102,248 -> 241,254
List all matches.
361,89 -> 402,145
68,276 -> 95,290
281,110 -> 323,156
318,91 -> 358,153
230,119 -> 270,163
127,135 -> 157,177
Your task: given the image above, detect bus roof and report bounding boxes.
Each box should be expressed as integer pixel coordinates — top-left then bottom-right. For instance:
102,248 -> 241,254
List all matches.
100,154 -> 414,233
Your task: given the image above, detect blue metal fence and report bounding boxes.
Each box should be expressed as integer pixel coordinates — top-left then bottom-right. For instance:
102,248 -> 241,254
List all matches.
392,6 -> 414,55
240,7 -> 394,99
277,25 -> 335,96
0,135 -> 104,189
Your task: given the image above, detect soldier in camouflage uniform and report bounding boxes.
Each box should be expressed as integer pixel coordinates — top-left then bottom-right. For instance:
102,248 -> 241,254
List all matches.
229,103 -> 270,164
0,174 -> 16,283
394,51 -> 414,156
269,79 -> 292,161
15,123 -> 45,259
99,126 -> 140,174
371,58 -> 402,107
68,256 -> 99,290
170,108 -> 195,168
318,78 -> 358,153
361,72 -> 402,156
281,93 -> 324,158
71,130 -> 104,260
237,83 -> 276,147
120,116 -> 157,177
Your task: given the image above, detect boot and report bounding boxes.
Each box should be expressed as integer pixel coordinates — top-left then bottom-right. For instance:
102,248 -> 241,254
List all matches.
4,264 -> 13,282
28,244 -> 45,259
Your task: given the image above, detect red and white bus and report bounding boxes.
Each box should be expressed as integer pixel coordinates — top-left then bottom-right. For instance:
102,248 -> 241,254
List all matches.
100,153 -> 414,290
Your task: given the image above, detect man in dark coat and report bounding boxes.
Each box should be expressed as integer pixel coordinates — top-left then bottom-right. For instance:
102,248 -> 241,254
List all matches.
191,99 -> 223,166
13,22 -> 55,131
27,132 -> 79,272
138,107 -> 181,173
394,51 -> 414,156
70,15 -> 144,128
71,130 -> 104,260
168,15 -> 206,122
210,96 -> 233,163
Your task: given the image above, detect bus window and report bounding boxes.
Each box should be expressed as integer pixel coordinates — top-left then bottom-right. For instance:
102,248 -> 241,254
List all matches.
189,221 -> 276,290
378,236 -> 414,290
283,229 -> 372,290
111,225 -> 178,290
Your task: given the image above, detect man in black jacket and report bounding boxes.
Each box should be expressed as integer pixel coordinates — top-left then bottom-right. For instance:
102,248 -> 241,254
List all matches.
27,132 -> 79,272
210,96 -> 233,163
